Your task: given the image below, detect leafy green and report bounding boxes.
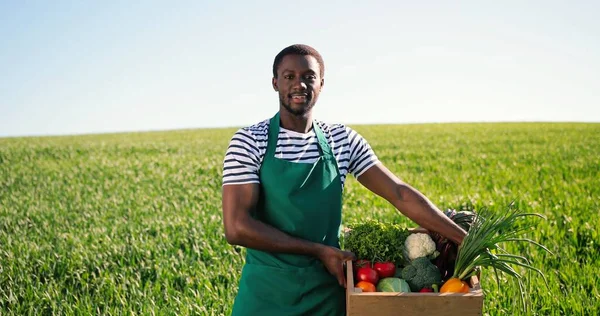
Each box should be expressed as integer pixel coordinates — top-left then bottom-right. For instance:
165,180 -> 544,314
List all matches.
343,220 -> 410,265
376,278 -> 411,293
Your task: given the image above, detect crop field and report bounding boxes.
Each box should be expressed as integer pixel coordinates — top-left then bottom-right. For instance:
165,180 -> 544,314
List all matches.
1,122 -> 598,315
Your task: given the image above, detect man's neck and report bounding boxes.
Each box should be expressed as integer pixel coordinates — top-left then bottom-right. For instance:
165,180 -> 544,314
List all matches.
278,109 -> 313,134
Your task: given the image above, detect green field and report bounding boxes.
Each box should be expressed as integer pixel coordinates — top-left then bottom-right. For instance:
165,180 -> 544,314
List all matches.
1,122 -> 598,315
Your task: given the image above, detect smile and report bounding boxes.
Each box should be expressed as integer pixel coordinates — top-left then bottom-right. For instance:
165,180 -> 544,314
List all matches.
290,93 -> 308,103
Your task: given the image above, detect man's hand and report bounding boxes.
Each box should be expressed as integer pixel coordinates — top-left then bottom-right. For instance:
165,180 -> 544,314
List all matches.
223,183 -> 356,287
317,245 -> 356,288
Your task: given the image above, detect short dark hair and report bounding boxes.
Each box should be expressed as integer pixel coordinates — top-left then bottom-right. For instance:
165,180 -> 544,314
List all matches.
272,44 -> 325,79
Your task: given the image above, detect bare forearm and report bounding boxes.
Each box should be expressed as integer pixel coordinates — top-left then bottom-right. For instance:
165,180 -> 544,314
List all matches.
226,212 -> 355,287
392,184 -> 466,244
226,215 -> 325,258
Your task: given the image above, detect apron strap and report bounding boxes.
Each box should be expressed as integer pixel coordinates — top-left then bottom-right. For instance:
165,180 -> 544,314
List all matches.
267,112 -> 333,160
266,113 -> 281,158
312,121 -> 332,159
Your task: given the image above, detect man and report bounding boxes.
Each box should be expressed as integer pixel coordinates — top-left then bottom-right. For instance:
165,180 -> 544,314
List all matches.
221,44 -> 467,316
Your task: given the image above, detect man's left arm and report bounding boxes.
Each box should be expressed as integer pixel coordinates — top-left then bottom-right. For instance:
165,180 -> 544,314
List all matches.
357,163 -> 467,245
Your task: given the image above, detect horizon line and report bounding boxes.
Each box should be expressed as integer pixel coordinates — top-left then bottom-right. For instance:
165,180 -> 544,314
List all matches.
1,119 -> 599,140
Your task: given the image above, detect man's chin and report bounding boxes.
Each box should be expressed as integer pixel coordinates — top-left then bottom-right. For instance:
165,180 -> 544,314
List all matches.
282,102 -> 314,116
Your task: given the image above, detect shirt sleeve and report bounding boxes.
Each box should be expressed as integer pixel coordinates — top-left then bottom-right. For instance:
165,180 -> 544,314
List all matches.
346,127 -> 380,178
222,128 -> 261,186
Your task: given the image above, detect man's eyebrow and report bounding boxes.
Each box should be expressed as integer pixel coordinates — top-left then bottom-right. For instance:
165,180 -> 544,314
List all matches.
280,69 -> 317,75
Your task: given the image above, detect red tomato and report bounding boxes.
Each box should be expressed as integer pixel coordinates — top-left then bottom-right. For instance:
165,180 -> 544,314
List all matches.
356,267 -> 379,284
373,262 -> 396,278
356,281 -> 376,292
419,288 -> 434,293
354,259 -> 372,269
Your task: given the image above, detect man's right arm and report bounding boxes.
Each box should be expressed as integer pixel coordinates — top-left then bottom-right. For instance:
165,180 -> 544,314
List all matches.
221,183 -> 355,287
222,182 -> 324,256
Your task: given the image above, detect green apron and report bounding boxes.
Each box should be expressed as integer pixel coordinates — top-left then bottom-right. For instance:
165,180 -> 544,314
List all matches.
231,112 -> 345,316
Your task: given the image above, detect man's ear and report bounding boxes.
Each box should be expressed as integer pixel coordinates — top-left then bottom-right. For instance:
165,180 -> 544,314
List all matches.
272,77 -> 278,91
320,78 -> 325,91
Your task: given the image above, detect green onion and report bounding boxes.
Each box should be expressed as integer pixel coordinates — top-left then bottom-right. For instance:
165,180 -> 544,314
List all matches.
452,202 -> 553,313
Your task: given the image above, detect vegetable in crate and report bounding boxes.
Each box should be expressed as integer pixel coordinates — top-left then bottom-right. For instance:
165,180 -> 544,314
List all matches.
353,259 -> 372,269
376,278 -> 411,293
419,284 -> 439,293
439,203 -> 552,314
401,257 -> 442,292
373,262 -> 396,278
429,208 -> 476,281
356,281 -> 376,292
356,266 -> 379,285
343,220 -> 410,265
404,233 -> 439,261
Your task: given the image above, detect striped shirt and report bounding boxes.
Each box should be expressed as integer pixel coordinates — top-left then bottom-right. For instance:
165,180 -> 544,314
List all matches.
222,118 -> 380,188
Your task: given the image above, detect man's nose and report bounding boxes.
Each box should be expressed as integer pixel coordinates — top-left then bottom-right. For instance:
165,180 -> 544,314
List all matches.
293,78 -> 307,90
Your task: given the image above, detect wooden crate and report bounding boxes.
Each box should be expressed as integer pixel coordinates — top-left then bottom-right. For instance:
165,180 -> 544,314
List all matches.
345,251 -> 484,316
345,260 -> 483,316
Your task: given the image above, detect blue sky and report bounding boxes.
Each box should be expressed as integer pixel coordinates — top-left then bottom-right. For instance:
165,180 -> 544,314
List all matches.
1,1 -> 599,137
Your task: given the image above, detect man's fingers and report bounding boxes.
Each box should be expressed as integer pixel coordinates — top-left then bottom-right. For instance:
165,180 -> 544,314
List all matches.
342,251 -> 356,261
336,267 -> 346,288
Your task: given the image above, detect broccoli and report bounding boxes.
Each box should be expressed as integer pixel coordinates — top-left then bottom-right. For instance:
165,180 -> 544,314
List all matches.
401,257 -> 442,292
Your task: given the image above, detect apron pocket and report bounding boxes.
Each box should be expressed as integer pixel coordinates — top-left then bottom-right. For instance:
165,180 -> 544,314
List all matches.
233,263 -> 345,316
238,263 -> 306,306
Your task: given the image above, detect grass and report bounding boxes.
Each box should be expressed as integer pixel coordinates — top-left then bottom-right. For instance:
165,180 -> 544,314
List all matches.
0,122 -> 598,315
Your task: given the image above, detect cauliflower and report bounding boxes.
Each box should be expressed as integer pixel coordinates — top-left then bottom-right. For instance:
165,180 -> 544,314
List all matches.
404,233 -> 437,261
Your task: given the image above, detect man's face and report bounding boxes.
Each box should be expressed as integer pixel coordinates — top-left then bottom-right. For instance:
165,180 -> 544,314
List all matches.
272,54 -> 324,116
